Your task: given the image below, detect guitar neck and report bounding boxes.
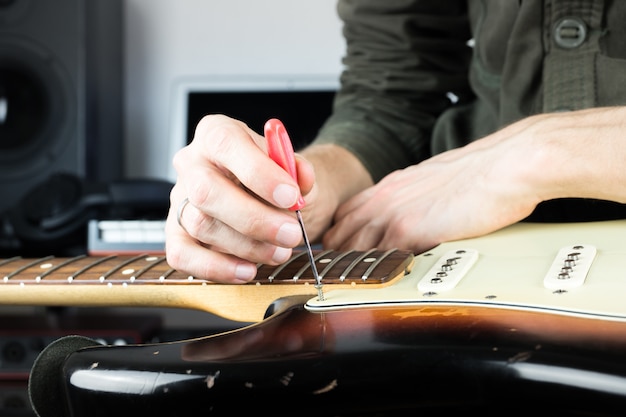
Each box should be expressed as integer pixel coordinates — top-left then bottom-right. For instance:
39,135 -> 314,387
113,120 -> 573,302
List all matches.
0,249 -> 414,323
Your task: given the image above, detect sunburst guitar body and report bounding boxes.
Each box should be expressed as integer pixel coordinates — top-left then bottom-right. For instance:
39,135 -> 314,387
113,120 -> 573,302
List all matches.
4,220 -> 626,416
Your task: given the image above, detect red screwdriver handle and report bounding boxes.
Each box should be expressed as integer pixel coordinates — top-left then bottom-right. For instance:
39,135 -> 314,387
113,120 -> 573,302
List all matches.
264,118 -> 305,211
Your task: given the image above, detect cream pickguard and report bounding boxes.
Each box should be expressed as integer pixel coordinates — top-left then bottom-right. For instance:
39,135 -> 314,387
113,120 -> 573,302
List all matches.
2,220 -> 625,322
307,219 -> 626,321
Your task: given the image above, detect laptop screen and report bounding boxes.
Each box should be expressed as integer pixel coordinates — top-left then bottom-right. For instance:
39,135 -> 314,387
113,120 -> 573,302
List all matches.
168,74 -> 338,180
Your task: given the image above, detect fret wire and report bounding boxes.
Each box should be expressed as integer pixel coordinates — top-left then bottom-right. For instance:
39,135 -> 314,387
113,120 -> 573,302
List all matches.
37,255 -> 88,279
292,249 -> 334,280
339,249 -> 377,281
99,254 -> 150,281
130,256 -> 166,280
4,256 -> 55,280
267,251 -> 307,281
361,248 -> 398,281
68,255 -> 118,280
318,250 -> 355,280
159,268 -> 176,281
0,257 -> 22,268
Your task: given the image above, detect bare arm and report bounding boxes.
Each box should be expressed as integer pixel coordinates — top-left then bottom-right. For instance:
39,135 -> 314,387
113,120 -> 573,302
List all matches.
323,107 -> 626,253
298,143 -> 373,239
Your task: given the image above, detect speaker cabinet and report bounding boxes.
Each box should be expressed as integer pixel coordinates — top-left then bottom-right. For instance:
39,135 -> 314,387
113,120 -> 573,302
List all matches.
0,0 -> 123,214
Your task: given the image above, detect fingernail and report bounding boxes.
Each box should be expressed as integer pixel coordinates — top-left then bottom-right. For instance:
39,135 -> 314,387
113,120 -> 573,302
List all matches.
234,263 -> 257,282
272,246 -> 292,264
273,184 -> 299,208
276,222 -> 302,246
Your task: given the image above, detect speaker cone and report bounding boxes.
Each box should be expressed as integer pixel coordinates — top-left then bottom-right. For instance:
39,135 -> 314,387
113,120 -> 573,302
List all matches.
0,38 -> 71,180
0,64 -> 49,152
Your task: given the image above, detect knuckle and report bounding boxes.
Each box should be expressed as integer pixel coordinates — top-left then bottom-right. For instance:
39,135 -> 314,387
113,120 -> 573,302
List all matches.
189,115 -> 243,161
185,259 -> 217,282
233,241 -> 279,266
183,206 -> 214,238
168,184 -> 185,205
165,243 -> 186,271
387,217 -> 413,246
172,145 -> 191,173
186,178 -> 220,211
199,115 -> 238,147
193,114 -> 227,138
237,214 -> 267,236
165,246 -> 221,282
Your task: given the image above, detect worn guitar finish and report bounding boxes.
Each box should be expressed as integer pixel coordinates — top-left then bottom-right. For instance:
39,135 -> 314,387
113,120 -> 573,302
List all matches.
18,220 -> 626,415
0,249 -> 413,322
62,298 -> 626,416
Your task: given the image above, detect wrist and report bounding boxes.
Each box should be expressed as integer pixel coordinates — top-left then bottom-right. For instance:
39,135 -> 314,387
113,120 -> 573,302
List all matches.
513,108 -> 626,204
301,144 -> 373,237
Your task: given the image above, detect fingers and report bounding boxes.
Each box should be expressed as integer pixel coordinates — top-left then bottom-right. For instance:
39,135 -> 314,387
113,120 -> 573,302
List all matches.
323,188 -> 373,249
167,179 -> 303,283
165,227 -> 260,284
165,115 -> 310,282
173,185 -> 298,260
294,153 -> 315,197
183,115 -> 302,210
173,116 -> 305,247
179,160 -> 300,245
166,214 -> 294,284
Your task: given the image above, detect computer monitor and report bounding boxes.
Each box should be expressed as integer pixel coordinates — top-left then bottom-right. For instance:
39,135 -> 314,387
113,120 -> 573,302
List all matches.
168,74 -> 339,180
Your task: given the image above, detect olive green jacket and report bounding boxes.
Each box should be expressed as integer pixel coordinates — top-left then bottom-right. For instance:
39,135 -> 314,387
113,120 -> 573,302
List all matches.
315,0 -> 626,184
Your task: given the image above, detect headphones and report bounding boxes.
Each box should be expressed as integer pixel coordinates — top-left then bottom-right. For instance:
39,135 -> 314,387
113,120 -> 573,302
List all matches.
0,172 -> 173,256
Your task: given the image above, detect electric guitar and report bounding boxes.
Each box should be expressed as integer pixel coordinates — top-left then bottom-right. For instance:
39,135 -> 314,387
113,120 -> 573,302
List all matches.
8,220 -> 626,416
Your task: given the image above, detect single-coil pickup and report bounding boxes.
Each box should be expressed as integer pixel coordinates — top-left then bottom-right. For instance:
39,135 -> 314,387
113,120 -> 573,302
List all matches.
417,249 -> 478,293
543,244 -> 596,290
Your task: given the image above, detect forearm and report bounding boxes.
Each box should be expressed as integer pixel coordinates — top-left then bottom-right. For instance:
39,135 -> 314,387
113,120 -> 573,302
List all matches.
300,143 -> 373,240
499,107 -> 626,206
315,0 -> 472,182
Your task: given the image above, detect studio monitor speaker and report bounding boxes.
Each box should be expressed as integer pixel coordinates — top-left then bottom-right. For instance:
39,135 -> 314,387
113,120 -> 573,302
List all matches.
0,0 -> 123,214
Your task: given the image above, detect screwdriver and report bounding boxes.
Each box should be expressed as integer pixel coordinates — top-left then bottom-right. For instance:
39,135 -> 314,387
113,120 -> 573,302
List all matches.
264,118 -> 324,301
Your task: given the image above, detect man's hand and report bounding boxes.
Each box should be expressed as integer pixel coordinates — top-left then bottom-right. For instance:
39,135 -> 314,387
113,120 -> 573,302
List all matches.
165,115 -> 314,283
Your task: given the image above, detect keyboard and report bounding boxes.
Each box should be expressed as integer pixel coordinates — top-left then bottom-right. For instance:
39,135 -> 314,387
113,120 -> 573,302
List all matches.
87,219 -> 166,255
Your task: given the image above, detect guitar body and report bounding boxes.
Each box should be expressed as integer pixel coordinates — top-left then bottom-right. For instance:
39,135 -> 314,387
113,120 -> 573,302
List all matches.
12,220 -> 626,415
61,297 -> 626,416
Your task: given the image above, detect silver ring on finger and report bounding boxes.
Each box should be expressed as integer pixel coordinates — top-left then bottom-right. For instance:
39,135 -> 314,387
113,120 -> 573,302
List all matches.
176,197 -> 191,233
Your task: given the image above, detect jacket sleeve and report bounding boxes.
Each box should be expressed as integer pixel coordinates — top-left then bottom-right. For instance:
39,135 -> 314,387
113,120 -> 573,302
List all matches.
313,0 -> 473,182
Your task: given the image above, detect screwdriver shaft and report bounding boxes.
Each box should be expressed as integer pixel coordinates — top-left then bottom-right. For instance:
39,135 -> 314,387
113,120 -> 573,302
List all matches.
295,210 -> 324,301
